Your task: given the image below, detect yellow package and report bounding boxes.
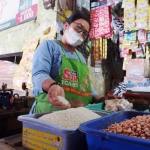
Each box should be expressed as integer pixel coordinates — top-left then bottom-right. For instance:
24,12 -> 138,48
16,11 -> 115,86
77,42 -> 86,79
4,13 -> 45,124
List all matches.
124,2 -> 136,31
148,6 -> 150,30
104,39 -> 107,59
124,10 -> 136,19
136,9 -> 148,19
137,0 -> 148,10
123,0 -> 135,7
136,0 -> 148,30
124,17 -> 136,31
136,17 -> 148,30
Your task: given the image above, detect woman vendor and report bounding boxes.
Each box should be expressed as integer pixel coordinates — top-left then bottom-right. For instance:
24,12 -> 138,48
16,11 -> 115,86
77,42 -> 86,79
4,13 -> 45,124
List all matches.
30,11 -> 116,114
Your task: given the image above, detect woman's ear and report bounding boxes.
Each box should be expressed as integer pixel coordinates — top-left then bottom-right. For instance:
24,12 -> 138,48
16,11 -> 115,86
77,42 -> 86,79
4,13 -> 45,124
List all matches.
64,22 -> 69,30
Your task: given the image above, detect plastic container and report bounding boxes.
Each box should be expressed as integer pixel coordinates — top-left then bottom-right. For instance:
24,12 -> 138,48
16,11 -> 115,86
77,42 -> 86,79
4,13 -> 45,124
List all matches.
79,111 -> 150,150
18,111 -> 104,150
85,102 -> 112,114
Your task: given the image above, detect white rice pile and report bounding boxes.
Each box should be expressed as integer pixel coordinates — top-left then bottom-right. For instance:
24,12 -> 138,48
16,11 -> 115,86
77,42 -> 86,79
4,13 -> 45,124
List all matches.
38,107 -> 100,128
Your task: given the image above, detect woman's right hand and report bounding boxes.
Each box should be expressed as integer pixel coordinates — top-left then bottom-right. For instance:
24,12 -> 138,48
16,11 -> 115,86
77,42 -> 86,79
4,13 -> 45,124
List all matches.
48,85 -> 71,108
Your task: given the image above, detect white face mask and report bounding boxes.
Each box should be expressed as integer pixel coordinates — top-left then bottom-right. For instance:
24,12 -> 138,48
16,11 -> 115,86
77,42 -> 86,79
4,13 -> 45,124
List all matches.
65,27 -> 84,47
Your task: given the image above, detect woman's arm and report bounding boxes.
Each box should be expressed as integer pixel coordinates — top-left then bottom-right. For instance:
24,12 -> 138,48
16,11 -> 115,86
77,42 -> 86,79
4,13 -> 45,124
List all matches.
32,40 -> 54,93
32,40 -> 69,108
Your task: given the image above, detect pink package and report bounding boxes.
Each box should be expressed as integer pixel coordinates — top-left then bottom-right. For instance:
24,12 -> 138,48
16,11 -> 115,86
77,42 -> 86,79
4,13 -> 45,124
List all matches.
89,5 -> 112,39
138,30 -> 147,43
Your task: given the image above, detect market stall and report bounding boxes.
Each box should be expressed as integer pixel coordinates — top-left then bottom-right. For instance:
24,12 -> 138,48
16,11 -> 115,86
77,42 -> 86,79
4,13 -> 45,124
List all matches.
1,0 -> 150,149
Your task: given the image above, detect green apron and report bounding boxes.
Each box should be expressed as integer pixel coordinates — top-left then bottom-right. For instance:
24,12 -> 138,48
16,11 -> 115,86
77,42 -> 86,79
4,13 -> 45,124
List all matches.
35,44 -> 92,113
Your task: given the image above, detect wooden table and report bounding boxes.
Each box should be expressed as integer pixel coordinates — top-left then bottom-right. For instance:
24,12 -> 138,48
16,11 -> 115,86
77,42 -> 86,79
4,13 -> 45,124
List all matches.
0,134 -> 23,150
0,108 -> 29,139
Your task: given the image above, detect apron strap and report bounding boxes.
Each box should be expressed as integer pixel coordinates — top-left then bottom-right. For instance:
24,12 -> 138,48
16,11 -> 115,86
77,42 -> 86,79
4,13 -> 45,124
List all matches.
59,41 -> 82,62
75,50 -> 82,62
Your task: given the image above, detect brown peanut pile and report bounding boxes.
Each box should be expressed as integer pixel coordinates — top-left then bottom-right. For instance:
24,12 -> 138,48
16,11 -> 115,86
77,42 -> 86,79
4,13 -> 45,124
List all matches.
103,115 -> 150,140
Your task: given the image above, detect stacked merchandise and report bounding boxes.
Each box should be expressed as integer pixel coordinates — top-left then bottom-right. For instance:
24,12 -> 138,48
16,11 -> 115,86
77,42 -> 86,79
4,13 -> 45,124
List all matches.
118,0 -> 150,92
120,0 -> 150,59
90,6 -> 113,39
93,38 -> 107,60
124,59 -> 150,92
90,0 -> 113,62
13,26 -> 56,90
13,38 -> 40,90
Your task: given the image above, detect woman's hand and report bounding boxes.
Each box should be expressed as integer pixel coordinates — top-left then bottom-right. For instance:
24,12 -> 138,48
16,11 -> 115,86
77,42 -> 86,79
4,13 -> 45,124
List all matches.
48,85 -> 71,108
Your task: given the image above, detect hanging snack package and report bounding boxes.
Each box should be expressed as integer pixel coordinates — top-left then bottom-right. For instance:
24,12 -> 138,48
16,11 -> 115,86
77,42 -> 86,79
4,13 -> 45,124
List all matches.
102,38 -> 105,59
99,38 -> 103,60
122,54 -> 132,70
148,6 -> 150,30
136,0 -> 148,30
148,30 -> 150,43
136,17 -> 148,30
124,0 -> 136,31
124,18 -> 136,31
104,38 -> 107,59
103,38 -> 107,59
90,5 -> 113,38
99,6 -> 113,38
94,39 -> 101,60
130,31 -> 137,43
125,32 -> 131,41
146,44 -> 150,59
123,48 -> 132,58
135,47 -> 144,58
89,8 -> 99,39
120,51 -> 124,58
138,29 -> 147,44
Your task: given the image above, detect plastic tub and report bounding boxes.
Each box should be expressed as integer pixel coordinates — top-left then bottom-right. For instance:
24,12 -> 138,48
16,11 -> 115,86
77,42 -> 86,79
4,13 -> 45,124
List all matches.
85,102 -> 112,114
79,111 -> 150,150
18,111 -> 103,150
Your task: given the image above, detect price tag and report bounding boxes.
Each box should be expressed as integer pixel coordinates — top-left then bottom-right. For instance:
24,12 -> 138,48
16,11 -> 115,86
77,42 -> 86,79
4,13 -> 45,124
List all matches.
94,67 -> 101,73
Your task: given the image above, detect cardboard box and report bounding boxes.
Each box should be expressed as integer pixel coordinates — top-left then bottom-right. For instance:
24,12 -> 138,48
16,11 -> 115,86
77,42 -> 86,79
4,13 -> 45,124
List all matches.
124,76 -> 149,83
126,59 -> 149,78
126,81 -> 150,92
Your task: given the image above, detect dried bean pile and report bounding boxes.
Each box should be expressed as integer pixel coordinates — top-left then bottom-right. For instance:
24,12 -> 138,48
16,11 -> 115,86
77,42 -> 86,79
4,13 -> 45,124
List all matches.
103,115 -> 150,139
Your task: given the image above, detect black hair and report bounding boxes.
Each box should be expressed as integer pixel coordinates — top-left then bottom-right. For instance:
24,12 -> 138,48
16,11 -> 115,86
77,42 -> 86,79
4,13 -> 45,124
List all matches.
60,11 -> 91,35
66,11 -> 91,27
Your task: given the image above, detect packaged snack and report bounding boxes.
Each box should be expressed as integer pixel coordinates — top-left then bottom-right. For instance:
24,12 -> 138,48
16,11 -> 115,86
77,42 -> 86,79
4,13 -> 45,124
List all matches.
137,0 -> 148,10
138,29 -> 147,43
135,47 -> 144,58
125,32 -> 131,41
148,30 -> 150,42
90,5 -> 112,38
122,55 -> 132,70
130,31 -> 137,43
136,17 -> 148,30
124,17 -> 136,31
146,44 -> 150,59
136,0 -> 148,30
124,0 -> 136,31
